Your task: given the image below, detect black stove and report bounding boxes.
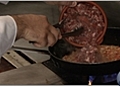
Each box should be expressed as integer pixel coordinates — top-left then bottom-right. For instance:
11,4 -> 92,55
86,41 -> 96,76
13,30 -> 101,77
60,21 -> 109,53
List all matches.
42,59 -> 118,85
42,27 -> 120,85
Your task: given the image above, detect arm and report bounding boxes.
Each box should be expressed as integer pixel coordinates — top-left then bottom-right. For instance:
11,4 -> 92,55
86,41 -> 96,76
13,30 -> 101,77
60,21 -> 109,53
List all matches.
0,14 -> 62,57
11,14 -> 62,47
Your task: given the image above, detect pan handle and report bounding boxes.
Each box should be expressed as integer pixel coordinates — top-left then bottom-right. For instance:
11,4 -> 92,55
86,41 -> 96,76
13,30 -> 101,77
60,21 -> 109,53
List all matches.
11,46 -> 50,55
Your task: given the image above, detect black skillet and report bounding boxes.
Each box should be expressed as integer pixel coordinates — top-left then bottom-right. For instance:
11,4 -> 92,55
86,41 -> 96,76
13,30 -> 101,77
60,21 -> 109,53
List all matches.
47,27 -> 120,76
13,27 -> 120,76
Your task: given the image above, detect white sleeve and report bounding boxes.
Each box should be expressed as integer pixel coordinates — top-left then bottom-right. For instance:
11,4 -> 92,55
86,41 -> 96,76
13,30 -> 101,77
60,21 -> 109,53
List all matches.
0,15 -> 17,57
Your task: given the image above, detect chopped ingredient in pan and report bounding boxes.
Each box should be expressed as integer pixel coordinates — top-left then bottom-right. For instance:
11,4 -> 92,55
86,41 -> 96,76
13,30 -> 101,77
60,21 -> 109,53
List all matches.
62,45 -> 120,64
99,45 -> 120,62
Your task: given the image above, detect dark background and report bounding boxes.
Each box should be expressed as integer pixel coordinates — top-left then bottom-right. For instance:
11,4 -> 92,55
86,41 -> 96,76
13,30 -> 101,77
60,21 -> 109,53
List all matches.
0,1 -> 120,27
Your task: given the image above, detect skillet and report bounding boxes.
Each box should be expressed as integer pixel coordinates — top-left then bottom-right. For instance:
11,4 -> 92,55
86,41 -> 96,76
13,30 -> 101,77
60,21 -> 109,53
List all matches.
13,27 -> 120,75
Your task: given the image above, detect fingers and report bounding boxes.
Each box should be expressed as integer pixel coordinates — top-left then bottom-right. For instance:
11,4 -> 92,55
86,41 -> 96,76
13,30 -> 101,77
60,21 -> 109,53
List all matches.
47,32 -> 57,47
33,33 -> 58,48
49,25 -> 62,40
16,14 -> 62,48
33,33 -> 48,47
47,26 -> 62,47
33,26 -> 62,48
33,33 -> 55,47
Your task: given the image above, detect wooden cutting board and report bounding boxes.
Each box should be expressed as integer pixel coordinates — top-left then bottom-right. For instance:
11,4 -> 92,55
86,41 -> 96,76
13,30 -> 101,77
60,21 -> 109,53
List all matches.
0,62 -> 64,85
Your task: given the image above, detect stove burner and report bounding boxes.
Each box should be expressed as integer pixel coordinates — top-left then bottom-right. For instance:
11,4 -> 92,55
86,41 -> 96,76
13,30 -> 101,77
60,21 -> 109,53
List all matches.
42,59 -> 118,85
89,73 -> 117,85
103,73 -> 117,83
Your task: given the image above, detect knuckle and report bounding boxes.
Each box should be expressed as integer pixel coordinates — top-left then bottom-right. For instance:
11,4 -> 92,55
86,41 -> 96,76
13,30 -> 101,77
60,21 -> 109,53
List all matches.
40,32 -> 47,38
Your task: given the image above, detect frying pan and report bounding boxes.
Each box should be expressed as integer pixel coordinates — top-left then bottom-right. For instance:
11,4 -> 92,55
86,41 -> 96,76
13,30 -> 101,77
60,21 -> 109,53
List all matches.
13,27 -> 120,76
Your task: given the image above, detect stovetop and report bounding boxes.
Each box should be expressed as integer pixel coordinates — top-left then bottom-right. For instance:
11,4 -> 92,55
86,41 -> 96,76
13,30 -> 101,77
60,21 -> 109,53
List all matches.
42,27 -> 120,85
6,26 -> 119,85
42,59 -> 118,85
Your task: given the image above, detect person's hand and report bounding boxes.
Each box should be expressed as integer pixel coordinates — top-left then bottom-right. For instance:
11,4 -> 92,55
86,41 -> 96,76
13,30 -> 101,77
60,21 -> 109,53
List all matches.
11,14 -> 62,48
45,1 -> 77,12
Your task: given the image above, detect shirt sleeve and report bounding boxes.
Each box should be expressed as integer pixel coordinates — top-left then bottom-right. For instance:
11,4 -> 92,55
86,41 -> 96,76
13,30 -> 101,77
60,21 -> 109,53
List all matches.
0,15 -> 17,57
